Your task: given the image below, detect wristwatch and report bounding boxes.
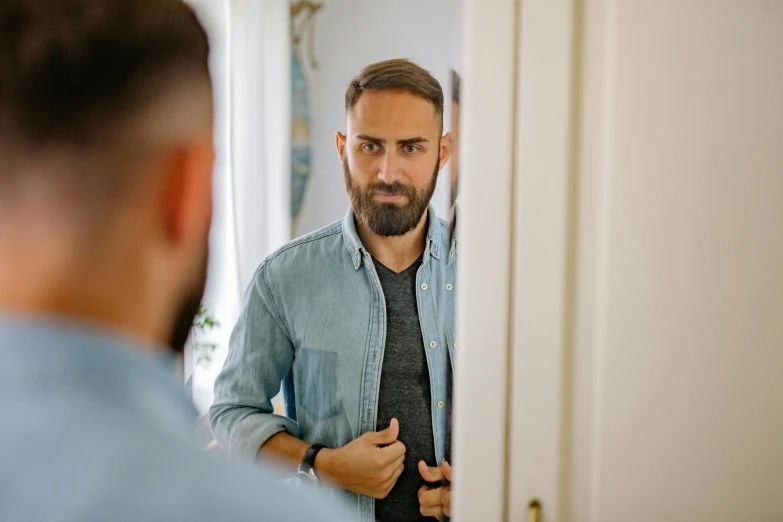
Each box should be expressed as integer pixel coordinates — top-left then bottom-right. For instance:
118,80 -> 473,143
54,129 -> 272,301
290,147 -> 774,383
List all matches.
297,444 -> 327,483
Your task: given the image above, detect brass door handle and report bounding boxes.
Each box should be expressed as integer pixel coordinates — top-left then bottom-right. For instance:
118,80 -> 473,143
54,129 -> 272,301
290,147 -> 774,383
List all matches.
527,499 -> 542,522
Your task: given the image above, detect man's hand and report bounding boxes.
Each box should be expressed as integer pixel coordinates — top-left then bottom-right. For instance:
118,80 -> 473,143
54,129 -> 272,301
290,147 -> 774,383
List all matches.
418,460 -> 453,520
316,418 -> 406,499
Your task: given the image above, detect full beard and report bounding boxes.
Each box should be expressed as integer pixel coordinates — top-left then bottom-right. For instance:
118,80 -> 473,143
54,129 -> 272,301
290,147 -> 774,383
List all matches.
343,156 -> 439,237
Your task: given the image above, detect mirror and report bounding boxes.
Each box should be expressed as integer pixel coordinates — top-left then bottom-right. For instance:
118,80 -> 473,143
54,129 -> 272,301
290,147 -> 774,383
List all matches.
186,1 -> 464,520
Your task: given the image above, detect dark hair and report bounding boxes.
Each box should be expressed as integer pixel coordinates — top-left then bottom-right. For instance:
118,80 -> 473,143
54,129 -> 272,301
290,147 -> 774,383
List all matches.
345,58 -> 444,132
0,0 -> 209,172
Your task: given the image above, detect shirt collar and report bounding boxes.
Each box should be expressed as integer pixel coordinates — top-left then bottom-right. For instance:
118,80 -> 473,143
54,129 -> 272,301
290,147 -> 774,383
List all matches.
342,205 -> 442,270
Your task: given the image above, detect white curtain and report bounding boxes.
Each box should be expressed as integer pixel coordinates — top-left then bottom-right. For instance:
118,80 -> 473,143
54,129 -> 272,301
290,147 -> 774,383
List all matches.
186,0 -> 292,414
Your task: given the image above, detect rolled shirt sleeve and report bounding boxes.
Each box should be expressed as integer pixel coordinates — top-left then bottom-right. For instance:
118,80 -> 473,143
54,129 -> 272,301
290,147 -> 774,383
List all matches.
209,262 -> 300,462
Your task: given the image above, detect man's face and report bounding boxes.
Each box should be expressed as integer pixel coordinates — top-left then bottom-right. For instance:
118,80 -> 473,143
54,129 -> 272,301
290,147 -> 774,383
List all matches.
338,90 -> 449,237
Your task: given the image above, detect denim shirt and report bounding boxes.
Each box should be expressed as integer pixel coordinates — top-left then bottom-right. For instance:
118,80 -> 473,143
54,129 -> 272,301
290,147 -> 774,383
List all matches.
210,206 -> 457,521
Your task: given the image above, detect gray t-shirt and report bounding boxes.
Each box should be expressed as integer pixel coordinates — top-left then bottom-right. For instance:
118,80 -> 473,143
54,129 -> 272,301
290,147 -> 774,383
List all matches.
373,256 -> 438,522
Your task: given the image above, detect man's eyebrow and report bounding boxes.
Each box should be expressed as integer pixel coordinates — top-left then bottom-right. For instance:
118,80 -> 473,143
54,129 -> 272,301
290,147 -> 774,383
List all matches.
355,134 -> 385,144
397,137 -> 430,146
354,135 -> 431,146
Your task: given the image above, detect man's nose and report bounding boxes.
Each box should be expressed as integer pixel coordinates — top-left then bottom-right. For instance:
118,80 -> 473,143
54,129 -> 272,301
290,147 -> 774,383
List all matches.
377,150 -> 402,184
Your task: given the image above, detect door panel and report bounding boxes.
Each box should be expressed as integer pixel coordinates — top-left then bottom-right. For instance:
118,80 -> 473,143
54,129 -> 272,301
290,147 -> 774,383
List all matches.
509,1 -> 783,521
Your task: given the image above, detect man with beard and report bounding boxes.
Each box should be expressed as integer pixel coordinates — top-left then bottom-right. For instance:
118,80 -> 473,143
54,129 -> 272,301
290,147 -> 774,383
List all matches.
0,1 -> 350,521
211,59 -> 456,522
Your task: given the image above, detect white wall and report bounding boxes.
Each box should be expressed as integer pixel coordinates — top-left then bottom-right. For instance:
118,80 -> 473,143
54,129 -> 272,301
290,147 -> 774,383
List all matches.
187,0 -> 292,416
295,0 -> 463,236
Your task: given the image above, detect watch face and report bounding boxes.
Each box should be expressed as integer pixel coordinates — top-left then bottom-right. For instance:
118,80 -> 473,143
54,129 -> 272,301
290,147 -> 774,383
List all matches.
297,468 -> 319,483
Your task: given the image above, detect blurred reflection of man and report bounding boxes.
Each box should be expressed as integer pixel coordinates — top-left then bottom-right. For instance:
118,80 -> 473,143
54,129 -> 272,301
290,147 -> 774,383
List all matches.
449,69 -> 461,209
211,59 -> 457,522
0,1 -> 349,521
447,70 -> 462,252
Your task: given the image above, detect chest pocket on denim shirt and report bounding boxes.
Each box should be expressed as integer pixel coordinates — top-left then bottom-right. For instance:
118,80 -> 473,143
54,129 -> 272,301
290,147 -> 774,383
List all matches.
296,348 -> 340,422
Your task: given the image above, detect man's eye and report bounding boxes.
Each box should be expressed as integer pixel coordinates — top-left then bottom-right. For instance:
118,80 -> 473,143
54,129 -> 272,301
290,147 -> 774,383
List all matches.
363,143 -> 380,152
404,145 -> 419,153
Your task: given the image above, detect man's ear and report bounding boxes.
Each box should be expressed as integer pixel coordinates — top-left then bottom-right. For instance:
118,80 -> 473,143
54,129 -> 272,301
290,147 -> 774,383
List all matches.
439,131 -> 454,168
335,131 -> 347,161
161,136 -> 214,249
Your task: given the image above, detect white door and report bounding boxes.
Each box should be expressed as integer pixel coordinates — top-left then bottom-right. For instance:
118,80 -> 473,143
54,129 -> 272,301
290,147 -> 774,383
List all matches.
454,1 -> 783,521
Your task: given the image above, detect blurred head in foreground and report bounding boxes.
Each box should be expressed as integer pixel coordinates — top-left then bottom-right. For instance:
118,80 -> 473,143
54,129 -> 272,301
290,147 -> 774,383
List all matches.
0,0 -> 213,352
0,3 -> 354,521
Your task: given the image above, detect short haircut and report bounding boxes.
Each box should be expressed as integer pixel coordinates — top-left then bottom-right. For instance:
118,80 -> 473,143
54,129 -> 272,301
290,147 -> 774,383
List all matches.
345,58 -> 444,133
0,0 -> 210,208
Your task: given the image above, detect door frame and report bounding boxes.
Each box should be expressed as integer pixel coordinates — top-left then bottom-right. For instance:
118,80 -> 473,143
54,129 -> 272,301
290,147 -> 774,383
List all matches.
453,0 -> 584,520
451,0 -> 519,520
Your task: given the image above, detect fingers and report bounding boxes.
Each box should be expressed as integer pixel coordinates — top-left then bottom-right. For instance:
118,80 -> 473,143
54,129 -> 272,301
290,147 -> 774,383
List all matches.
443,487 -> 452,517
391,458 -> 405,479
442,460 -> 453,482
384,459 -> 405,489
372,417 -> 399,446
376,455 -> 405,499
440,461 -> 452,516
375,453 -> 405,499
419,485 -> 452,518
389,452 -> 405,470
419,486 -> 445,519
379,452 -> 405,479
380,440 -> 406,462
418,485 -> 443,508
418,460 -> 445,483
420,506 -> 444,519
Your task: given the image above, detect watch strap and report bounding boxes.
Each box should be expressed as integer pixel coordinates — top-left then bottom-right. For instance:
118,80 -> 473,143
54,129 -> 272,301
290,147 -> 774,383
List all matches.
298,444 -> 327,480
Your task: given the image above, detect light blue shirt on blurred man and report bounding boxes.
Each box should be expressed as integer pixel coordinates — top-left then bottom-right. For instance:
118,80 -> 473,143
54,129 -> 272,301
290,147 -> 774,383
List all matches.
0,316 -> 351,521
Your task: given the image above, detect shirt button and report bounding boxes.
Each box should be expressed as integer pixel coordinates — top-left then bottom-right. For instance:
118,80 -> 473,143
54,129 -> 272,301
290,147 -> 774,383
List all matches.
446,283 -> 453,291
421,283 -> 428,291
429,341 -> 437,349
437,401 -> 445,408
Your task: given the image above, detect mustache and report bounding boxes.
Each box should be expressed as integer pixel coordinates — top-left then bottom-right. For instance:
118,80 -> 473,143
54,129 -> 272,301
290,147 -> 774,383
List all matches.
367,181 -> 415,197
